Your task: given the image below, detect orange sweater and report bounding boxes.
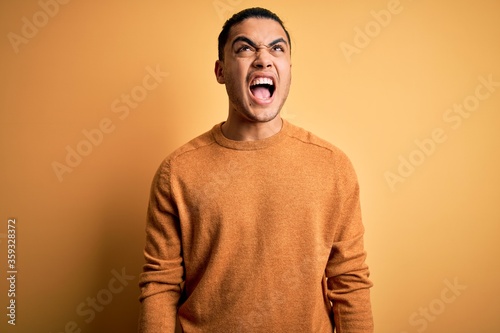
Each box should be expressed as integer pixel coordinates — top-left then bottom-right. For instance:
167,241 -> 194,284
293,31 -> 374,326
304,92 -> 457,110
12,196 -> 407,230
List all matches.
138,119 -> 373,333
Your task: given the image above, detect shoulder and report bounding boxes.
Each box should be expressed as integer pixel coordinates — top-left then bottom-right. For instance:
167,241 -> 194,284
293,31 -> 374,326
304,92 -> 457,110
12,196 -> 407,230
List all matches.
286,121 -> 360,194
155,124 -> 219,178
169,127 -> 217,160
285,121 -> 359,194
285,120 -> 351,163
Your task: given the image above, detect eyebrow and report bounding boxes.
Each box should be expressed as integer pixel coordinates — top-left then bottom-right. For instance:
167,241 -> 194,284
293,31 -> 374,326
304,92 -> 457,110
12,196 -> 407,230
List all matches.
231,36 -> 288,49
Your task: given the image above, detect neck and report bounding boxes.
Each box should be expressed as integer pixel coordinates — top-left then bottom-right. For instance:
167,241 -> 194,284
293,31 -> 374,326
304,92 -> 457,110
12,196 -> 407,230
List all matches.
221,115 -> 283,141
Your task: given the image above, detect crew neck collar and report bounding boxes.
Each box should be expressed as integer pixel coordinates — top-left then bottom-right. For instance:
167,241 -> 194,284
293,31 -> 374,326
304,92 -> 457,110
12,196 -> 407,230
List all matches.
212,119 -> 290,150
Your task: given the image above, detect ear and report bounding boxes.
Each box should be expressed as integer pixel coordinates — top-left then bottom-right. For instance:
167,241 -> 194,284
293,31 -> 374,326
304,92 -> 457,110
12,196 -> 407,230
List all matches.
214,60 -> 225,84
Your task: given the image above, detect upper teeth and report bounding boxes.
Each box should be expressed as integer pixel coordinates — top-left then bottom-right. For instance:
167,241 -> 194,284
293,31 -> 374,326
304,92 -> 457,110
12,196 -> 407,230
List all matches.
251,77 -> 273,86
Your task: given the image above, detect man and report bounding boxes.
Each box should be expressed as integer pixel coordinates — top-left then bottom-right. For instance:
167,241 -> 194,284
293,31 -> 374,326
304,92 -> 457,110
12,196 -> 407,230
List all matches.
138,7 -> 373,333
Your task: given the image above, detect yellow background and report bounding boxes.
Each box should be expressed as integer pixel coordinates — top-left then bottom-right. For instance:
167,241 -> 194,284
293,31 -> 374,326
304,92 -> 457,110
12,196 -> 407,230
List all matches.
1,0 -> 499,332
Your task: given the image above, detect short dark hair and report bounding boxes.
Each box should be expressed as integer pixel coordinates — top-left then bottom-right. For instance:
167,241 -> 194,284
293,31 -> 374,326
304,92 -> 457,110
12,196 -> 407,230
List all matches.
217,7 -> 291,61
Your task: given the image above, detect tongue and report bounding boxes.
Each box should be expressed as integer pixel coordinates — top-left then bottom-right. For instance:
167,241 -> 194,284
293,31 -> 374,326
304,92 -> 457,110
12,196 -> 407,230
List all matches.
252,86 -> 271,100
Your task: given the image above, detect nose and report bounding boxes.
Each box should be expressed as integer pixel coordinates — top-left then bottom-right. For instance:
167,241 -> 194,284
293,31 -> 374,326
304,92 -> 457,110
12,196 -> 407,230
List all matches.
252,48 -> 273,69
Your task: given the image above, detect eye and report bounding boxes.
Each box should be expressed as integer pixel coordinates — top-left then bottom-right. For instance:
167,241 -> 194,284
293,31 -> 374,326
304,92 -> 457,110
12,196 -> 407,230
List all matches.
272,44 -> 285,52
237,44 -> 254,53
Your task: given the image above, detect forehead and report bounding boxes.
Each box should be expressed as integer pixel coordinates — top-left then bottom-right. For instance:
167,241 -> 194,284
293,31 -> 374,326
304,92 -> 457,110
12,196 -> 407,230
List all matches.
227,17 -> 288,44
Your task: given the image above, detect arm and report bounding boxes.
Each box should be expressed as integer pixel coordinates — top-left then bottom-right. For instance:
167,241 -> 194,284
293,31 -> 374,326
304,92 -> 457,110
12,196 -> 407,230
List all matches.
326,156 -> 373,333
138,160 -> 184,333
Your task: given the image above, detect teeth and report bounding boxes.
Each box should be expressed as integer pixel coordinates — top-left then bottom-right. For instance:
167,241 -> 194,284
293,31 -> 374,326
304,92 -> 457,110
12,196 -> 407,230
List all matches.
251,77 -> 273,86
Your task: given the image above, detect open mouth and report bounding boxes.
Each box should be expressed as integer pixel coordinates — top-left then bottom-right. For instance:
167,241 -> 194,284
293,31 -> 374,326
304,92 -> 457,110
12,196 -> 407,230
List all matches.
249,77 -> 276,101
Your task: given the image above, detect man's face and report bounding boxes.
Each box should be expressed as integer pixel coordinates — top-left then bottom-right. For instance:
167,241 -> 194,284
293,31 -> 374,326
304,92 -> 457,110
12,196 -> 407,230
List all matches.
215,18 -> 292,124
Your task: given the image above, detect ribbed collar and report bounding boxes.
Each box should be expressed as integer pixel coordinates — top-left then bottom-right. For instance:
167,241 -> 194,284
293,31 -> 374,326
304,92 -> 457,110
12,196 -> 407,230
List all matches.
212,119 -> 290,150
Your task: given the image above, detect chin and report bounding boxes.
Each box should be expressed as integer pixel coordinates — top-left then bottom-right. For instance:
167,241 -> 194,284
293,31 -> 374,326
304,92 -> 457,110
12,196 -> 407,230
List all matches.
243,106 -> 281,123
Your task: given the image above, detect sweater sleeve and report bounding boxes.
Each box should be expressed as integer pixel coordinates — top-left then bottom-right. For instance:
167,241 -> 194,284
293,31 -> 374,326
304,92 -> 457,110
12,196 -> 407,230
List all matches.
138,159 -> 184,333
325,154 -> 374,333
